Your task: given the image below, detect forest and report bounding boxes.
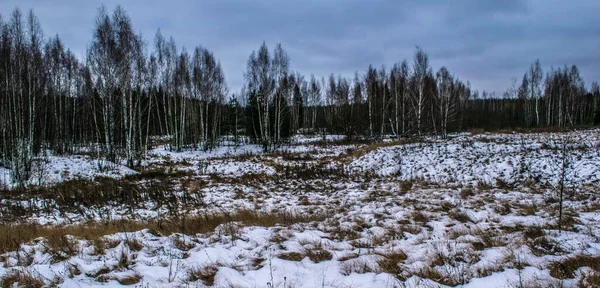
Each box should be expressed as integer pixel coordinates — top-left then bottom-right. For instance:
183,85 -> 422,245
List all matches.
0,6 -> 599,186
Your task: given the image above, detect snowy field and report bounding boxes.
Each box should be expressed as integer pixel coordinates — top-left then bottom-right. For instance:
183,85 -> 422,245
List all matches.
0,130 -> 599,287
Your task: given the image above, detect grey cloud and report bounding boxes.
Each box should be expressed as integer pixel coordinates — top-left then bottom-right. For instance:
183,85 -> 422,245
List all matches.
0,0 -> 598,95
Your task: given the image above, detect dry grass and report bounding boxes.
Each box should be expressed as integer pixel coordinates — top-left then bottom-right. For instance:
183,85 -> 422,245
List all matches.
415,266 -> 468,287
304,245 -> 333,263
85,266 -> 112,279
470,227 -> 507,250
399,224 -> 422,235
0,269 -> 44,288
0,210 -> 326,254
579,270 -> 600,287
117,273 -> 142,285
460,188 -> 474,199
520,226 -> 565,256
517,203 -> 538,216
376,250 -> 407,280
334,139 -> 415,164
494,201 -> 512,215
91,238 -> 106,255
338,253 -> 360,261
414,267 -> 445,285
326,227 -> 361,241
399,181 -> 413,193
187,264 -> 219,285
448,209 -> 472,223
529,235 -> 563,257
411,211 -> 430,224
277,252 -> 305,262
171,235 -> 196,251
125,238 -> 143,252
523,226 -> 545,240
45,234 -> 79,263
117,249 -> 135,269
549,254 -> 600,279
339,258 -> 379,276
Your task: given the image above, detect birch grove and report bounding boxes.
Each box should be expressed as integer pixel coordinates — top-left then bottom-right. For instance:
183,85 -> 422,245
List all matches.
1,6 -> 598,186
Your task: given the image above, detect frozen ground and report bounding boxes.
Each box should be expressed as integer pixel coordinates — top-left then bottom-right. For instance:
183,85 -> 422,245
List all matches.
0,154 -> 137,189
0,130 -> 599,287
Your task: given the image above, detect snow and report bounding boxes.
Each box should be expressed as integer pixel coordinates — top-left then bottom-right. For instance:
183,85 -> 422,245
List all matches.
0,155 -> 137,189
1,130 -> 599,287
348,130 -> 600,188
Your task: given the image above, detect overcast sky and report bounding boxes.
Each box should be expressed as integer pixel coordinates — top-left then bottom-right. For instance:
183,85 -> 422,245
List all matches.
1,0 -> 599,95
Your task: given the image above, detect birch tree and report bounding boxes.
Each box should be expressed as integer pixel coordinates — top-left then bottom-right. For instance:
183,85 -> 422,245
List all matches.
435,67 -> 455,138
411,47 -> 431,136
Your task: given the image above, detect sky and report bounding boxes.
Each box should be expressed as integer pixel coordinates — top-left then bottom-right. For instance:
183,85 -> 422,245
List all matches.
0,0 -> 599,96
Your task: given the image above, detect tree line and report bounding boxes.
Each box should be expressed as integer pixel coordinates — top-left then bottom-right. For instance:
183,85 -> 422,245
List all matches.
1,6 -> 598,185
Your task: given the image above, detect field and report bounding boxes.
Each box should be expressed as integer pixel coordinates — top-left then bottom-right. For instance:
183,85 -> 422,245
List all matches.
0,130 -> 599,287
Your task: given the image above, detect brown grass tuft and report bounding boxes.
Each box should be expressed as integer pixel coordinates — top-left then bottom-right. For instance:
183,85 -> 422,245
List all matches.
172,235 -> 196,251
460,188 -> 474,199
517,203 -> 537,216
339,258 -> 379,276
117,273 -> 142,285
0,269 -> 44,288
0,210 -> 326,254
448,209 -> 471,223
376,250 -> 407,280
187,264 -> 219,285
46,234 -> 79,263
277,252 -> 305,262
549,255 -> 600,279
125,238 -> 143,252
305,246 -> 333,263
411,211 -> 430,224
579,270 -> 600,287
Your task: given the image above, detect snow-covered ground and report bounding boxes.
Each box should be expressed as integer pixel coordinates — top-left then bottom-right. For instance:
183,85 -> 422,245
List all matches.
348,130 -> 600,188
0,155 -> 137,189
0,130 -> 599,287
